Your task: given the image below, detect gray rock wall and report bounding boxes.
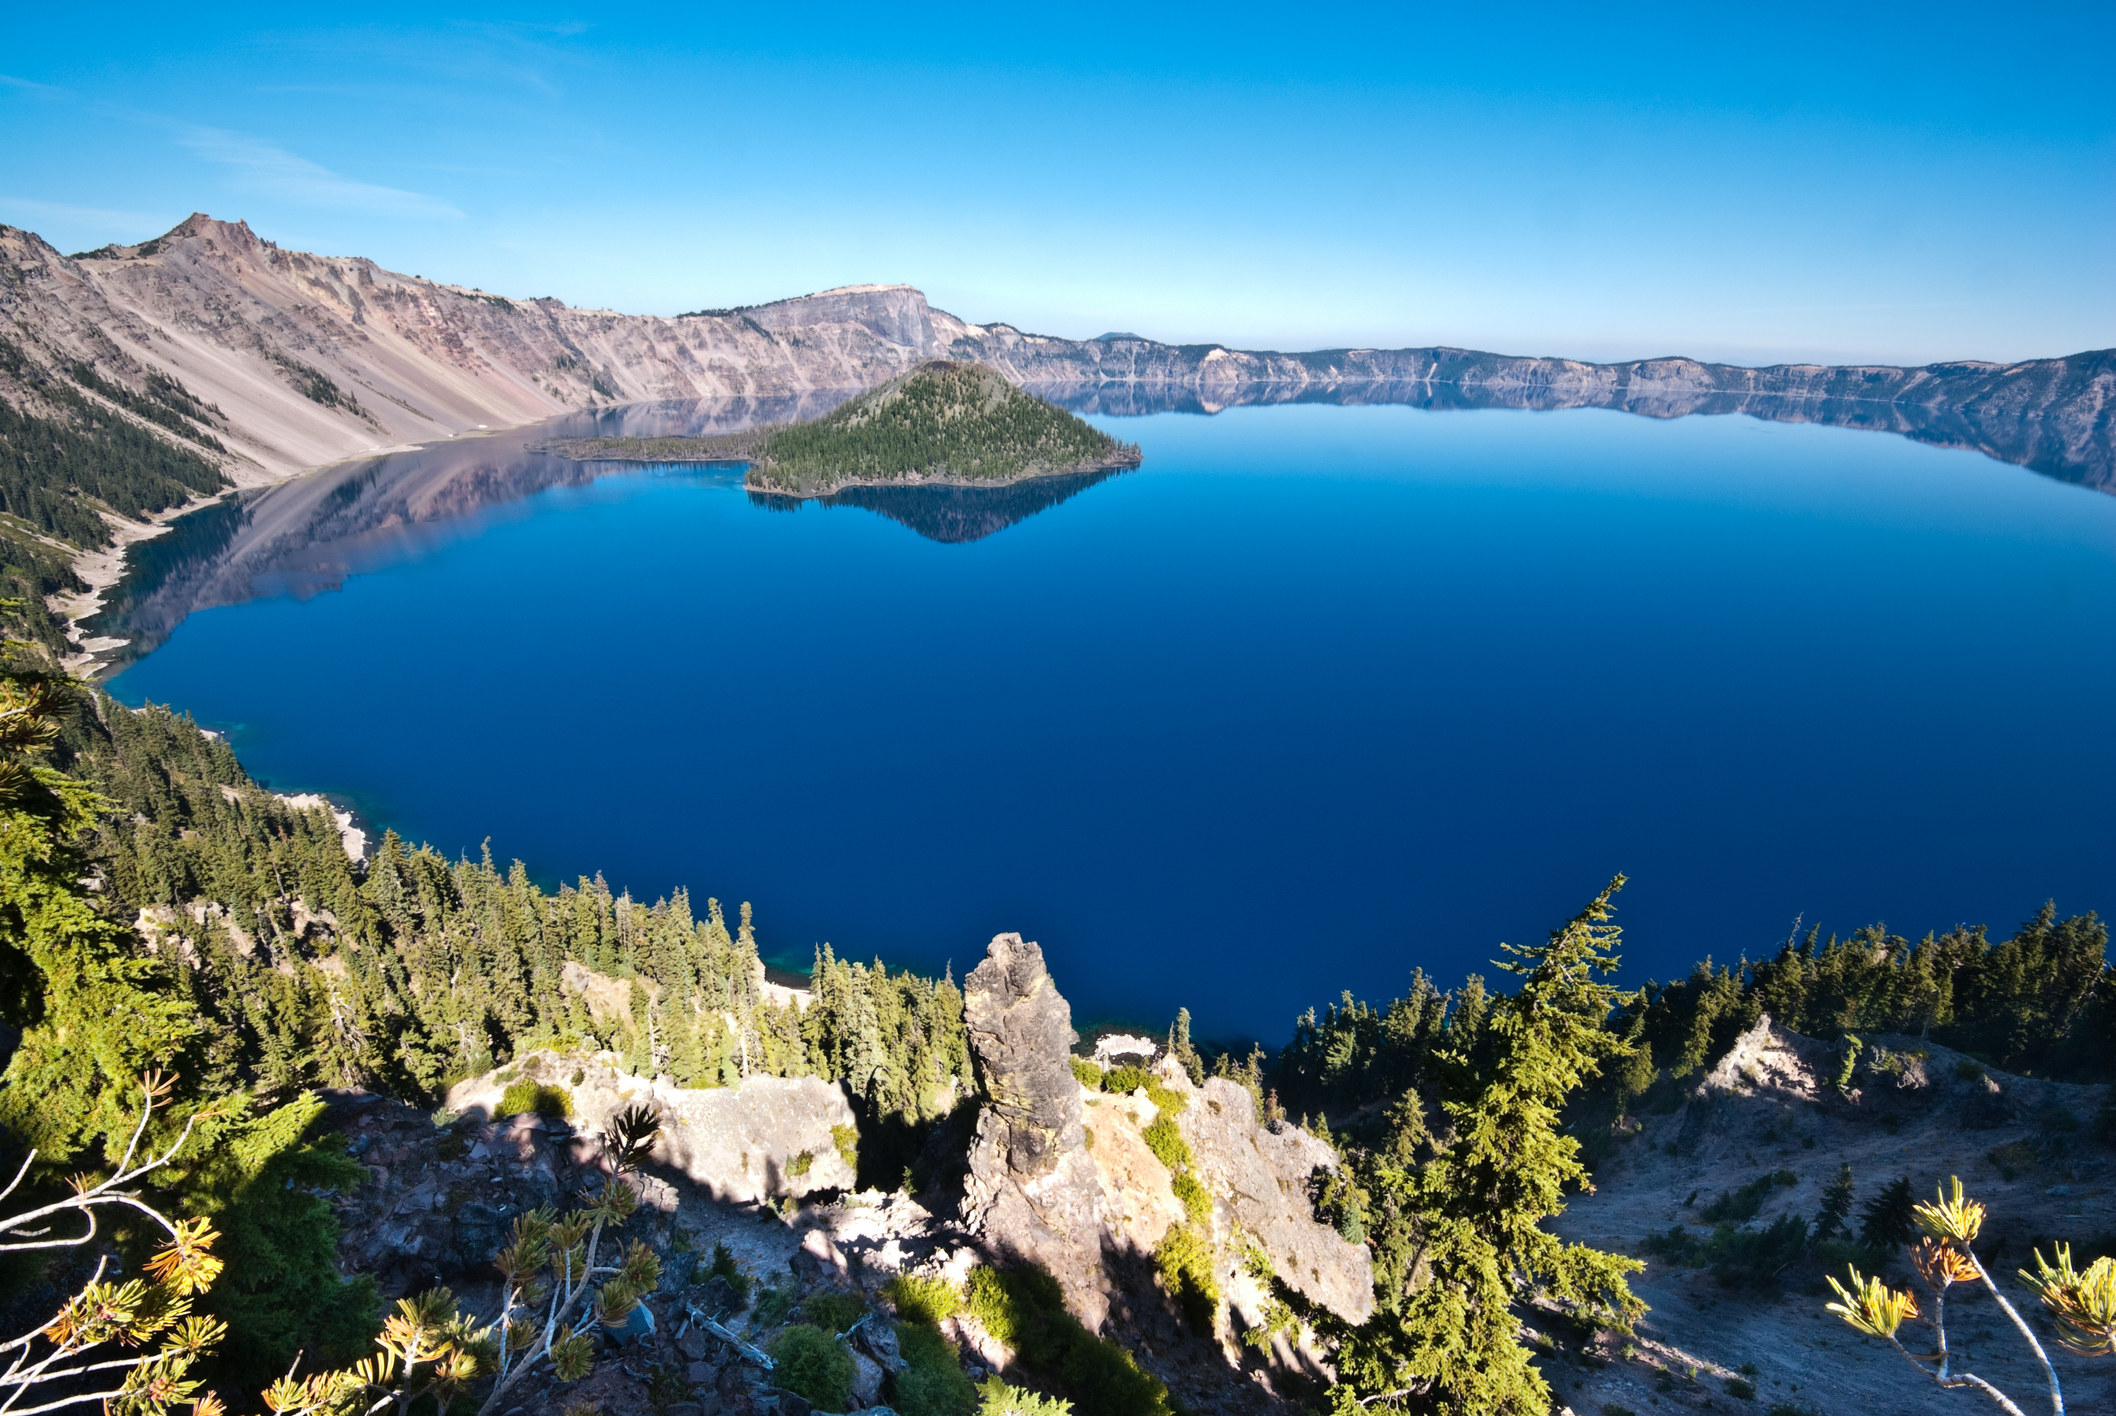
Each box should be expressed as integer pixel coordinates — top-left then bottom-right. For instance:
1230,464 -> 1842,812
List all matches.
963,932 -> 1088,1176
958,933 -> 1113,1325
1179,1079 -> 1375,1326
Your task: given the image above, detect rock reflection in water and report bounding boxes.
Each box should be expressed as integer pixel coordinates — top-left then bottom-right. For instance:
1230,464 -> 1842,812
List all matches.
1033,369 -> 2116,491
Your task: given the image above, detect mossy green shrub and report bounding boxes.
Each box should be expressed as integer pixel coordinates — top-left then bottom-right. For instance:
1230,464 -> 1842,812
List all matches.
977,1378 -> 1073,1414
832,1122 -> 861,1169
1069,1057 -> 1104,1089
962,1266 -> 1171,1416
787,1149 -> 814,1178
752,1283 -> 797,1327
496,1081 -> 573,1119
767,1324 -> 854,1411
1697,1171 -> 1796,1223
1642,1215 -> 1811,1289
1102,1065 -> 1150,1095
893,1321 -> 977,1416
886,1272 -> 965,1327
803,1288 -> 867,1333
1140,1114 -> 1190,1173
1152,1222 -> 1219,1332
1169,1172 -> 1211,1227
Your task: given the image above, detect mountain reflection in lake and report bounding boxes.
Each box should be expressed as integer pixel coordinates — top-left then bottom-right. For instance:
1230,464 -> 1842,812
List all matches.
91,371 -> 2115,674
87,392 -> 858,665
1036,376 -> 2116,491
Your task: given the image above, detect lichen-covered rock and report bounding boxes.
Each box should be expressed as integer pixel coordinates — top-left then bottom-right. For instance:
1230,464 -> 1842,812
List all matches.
963,933 -> 1087,1176
1178,1078 -> 1374,1325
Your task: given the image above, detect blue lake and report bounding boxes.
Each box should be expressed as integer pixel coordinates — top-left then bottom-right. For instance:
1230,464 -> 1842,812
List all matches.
102,401 -> 2116,1041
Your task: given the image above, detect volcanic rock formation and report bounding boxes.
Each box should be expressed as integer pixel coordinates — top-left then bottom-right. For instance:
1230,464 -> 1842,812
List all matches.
958,932 -> 1115,1324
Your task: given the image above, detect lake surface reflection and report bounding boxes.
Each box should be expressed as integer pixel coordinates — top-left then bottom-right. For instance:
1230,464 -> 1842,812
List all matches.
101,397 -> 2116,1040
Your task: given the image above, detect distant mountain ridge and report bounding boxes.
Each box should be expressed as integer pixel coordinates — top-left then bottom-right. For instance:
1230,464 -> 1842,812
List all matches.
2,212 -> 2111,505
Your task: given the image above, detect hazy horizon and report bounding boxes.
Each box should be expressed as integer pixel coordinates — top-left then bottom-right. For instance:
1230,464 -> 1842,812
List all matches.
5,2 -> 2110,368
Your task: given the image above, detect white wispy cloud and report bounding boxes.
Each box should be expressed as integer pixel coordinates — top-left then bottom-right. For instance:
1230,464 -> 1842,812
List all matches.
181,128 -> 463,219
0,197 -> 168,234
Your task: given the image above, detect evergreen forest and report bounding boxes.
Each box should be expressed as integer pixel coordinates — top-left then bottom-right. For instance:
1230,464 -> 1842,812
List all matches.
0,336 -> 230,656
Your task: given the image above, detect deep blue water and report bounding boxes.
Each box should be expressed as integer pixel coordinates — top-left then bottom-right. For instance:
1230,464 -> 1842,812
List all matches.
105,404 -> 2116,1041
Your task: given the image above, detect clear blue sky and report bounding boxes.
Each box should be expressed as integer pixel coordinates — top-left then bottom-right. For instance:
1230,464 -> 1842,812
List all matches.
4,2 -> 2110,365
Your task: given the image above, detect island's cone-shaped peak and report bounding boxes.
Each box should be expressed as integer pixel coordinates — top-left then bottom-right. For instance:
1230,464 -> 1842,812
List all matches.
745,359 -> 1142,497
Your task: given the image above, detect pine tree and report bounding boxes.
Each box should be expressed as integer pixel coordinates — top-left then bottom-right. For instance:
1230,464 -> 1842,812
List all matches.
1858,1175 -> 1918,1249
1814,1163 -> 1856,1243
1169,1006 -> 1204,1085
164,1092 -> 381,1389
0,676 -> 197,1163
668,996 -> 706,1086
1331,877 -> 1645,1415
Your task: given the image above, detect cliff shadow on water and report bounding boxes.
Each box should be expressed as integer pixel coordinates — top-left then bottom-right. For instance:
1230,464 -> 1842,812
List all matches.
746,465 -> 1129,544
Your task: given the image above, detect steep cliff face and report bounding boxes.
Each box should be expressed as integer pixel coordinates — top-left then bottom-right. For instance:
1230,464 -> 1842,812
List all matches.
0,216 -> 955,483
1180,1077 -> 1374,1326
6,212 -> 2109,510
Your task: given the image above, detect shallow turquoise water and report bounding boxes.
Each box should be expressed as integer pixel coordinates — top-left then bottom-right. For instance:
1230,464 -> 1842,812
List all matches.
107,403 -> 2116,1039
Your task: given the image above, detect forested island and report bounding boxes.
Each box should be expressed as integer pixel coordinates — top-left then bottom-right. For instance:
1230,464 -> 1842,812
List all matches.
544,361 -> 1142,498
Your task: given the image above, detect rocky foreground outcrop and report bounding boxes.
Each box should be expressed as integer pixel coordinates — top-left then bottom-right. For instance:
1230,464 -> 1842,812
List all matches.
446,1050 -> 857,1204
321,935 -> 1374,1415
1181,1078 -> 1374,1325
953,929 -> 1371,1405
1553,1014 -> 2116,1416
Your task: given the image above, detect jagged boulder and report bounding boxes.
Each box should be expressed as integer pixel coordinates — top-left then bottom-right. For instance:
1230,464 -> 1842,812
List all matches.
963,932 -> 1088,1176
1179,1078 -> 1375,1325
959,933 -> 1112,1325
